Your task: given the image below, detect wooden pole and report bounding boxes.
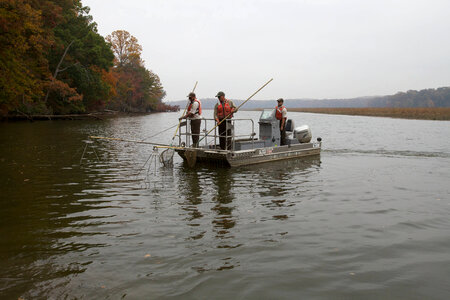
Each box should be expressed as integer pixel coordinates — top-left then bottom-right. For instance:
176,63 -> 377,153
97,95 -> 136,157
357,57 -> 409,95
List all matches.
89,136 -> 170,147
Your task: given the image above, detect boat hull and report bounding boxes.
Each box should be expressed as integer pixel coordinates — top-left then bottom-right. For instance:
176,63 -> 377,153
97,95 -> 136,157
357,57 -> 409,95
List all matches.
175,141 -> 321,167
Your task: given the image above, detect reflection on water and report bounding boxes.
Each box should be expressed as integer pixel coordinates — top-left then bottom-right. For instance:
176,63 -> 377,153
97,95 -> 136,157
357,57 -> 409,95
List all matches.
177,166 -> 237,244
175,157 -> 321,246
177,168 -> 205,240
210,168 -> 235,239
240,157 -> 322,221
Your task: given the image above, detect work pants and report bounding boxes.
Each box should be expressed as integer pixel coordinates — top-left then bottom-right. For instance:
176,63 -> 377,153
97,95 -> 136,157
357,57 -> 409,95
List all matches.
190,119 -> 201,147
280,120 -> 286,146
218,119 -> 232,150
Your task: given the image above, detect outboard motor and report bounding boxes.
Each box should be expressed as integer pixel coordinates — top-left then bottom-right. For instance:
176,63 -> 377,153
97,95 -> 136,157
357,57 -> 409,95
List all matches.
294,125 -> 312,143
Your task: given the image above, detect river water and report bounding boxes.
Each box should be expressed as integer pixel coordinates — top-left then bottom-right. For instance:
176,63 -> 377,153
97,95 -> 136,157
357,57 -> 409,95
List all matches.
1,110 -> 449,299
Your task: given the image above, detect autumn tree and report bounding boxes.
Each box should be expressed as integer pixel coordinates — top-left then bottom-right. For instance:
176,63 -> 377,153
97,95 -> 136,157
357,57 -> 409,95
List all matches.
105,30 -> 165,112
106,30 -> 143,67
0,0 -> 50,115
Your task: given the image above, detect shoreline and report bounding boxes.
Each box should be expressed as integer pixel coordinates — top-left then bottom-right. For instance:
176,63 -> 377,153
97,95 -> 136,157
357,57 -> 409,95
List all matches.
278,107 -> 450,121
0,111 -> 162,122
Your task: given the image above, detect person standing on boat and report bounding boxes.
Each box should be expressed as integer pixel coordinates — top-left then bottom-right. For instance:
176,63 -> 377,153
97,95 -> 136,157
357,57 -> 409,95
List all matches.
180,92 -> 202,147
276,98 -> 287,146
214,91 -> 237,150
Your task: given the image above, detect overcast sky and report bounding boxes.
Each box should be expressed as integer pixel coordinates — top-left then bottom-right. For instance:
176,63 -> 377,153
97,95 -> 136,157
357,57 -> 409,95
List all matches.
83,0 -> 450,101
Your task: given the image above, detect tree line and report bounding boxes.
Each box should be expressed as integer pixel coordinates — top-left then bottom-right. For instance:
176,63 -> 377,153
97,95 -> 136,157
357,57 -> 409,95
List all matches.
0,0 -> 177,117
311,86 -> 450,108
170,86 -> 450,110
367,87 -> 450,108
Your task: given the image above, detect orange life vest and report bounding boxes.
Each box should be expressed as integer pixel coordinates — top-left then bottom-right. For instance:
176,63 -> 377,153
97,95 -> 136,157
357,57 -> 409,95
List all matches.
275,105 -> 286,120
188,99 -> 202,116
217,99 -> 233,119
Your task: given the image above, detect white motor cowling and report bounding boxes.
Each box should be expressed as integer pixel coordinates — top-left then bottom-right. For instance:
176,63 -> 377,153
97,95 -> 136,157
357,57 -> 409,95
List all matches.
294,125 -> 312,143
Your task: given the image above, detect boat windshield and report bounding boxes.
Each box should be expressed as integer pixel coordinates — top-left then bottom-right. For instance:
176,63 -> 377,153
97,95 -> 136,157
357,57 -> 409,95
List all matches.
259,109 -> 275,121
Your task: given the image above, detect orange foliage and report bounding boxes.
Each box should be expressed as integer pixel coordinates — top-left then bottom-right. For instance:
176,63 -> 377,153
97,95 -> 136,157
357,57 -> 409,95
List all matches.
106,30 -> 143,67
46,77 -> 83,102
101,68 -> 119,98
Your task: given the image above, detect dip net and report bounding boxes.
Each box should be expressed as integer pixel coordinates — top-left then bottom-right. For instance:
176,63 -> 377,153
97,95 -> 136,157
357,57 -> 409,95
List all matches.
159,147 -> 174,167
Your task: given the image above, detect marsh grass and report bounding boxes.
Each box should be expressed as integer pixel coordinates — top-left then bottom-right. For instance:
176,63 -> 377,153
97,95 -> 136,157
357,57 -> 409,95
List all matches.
287,107 -> 450,120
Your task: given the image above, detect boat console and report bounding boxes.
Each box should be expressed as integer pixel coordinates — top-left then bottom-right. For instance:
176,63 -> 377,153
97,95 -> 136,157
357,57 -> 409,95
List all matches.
258,109 -> 311,147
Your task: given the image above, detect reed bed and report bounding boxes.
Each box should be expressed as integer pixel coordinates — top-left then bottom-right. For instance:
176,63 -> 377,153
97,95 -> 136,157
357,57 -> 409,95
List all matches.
287,107 -> 450,120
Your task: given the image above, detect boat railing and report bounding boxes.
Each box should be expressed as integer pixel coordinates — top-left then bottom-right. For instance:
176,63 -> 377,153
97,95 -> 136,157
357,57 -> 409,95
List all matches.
178,118 -> 256,151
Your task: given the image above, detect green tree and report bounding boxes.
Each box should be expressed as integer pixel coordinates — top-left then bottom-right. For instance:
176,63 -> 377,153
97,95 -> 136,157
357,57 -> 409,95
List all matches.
46,1 -> 114,113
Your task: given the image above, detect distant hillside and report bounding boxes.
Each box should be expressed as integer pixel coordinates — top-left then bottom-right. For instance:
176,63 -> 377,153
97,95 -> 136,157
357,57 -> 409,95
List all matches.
367,87 -> 450,108
169,97 -> 373,110
167,87 -> 450,109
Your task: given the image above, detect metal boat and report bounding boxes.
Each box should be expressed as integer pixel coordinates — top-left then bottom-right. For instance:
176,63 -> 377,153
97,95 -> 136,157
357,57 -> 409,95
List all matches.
175,109 -> 322,167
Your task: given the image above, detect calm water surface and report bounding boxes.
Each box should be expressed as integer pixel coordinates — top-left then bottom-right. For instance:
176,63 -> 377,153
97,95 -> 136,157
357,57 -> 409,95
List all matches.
1,111 -> 449,299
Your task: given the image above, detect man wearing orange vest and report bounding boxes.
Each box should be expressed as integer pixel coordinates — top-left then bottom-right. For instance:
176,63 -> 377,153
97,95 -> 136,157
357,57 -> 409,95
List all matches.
276,98 -> 287,146
214,91 -> 237,150
180,92 -> 202,147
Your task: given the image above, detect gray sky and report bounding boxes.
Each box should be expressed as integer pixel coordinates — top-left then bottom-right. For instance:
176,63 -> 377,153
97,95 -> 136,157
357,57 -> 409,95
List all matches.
83,0 -> 450,101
